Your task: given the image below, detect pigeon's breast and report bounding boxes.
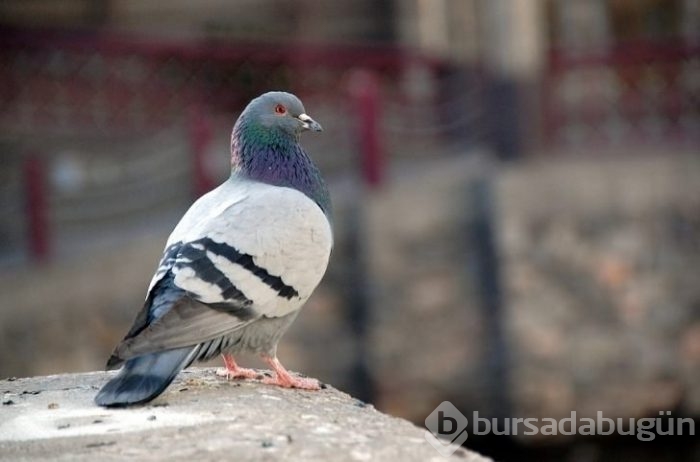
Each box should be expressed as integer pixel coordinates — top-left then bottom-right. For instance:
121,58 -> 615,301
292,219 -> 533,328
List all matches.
163,178 -> 333,318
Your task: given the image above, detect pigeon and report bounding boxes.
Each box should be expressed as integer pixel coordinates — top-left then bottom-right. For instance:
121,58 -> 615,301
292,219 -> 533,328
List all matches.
95,91 -> 333,407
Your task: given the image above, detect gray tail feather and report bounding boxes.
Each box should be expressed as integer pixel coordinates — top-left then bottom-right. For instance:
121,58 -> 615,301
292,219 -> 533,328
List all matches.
95,346 -> 199,408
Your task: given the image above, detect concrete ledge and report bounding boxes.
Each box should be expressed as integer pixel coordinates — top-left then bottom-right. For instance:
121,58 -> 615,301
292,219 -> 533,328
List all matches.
0,368 -> 491,461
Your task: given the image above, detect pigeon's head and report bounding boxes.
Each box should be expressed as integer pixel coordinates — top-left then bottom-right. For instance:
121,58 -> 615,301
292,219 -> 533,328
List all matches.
238,91 -> 322,138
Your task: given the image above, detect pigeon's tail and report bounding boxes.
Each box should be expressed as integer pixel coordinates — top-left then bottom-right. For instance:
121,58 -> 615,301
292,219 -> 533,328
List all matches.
95,346 -> 199,408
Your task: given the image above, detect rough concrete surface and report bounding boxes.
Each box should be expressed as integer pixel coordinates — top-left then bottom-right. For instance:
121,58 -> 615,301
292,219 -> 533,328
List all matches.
0,368 -> 491,462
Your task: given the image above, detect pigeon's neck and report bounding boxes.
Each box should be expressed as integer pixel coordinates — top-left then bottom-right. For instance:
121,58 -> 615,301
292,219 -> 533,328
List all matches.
230,120 -> 331,217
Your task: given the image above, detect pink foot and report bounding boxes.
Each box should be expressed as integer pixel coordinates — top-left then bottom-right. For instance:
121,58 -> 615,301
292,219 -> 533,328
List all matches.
261,355 -> 321,391
216,354 -> 261,380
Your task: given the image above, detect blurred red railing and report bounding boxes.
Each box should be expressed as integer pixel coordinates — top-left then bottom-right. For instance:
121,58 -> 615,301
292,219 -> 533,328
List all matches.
22,155 -> 49,263
7,28 -> 695,264
0,26 -> 446,137
543,39 -> 700,148
0,27 -> 453,263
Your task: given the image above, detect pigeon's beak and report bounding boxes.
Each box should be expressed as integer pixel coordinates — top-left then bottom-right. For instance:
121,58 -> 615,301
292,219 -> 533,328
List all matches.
298,113 -> 323,132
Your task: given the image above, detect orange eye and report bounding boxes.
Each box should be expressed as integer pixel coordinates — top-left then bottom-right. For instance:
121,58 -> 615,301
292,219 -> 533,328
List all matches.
274,104 -> 286,115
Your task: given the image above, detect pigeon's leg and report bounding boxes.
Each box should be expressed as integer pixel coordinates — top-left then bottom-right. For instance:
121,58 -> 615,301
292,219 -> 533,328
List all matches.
216,354 -> 260,380
260,354 -> 321,390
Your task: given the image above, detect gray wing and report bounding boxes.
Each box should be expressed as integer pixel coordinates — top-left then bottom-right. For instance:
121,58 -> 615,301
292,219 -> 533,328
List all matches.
107,241 -> 260,366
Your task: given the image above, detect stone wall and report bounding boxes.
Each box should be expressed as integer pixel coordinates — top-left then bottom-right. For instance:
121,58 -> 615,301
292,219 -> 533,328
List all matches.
0,368 -> 491,461
498,154 -> 700,422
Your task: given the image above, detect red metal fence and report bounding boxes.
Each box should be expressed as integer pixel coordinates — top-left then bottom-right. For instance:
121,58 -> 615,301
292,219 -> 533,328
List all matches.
0,27 -> 456,263
0,27 -> 447,137
1,27 -> 698,264
543,40 -> 700,148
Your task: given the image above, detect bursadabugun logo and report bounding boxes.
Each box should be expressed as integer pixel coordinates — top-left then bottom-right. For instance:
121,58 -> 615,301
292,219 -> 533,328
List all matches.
424,401 -> 470,457
425,401 -> 696,457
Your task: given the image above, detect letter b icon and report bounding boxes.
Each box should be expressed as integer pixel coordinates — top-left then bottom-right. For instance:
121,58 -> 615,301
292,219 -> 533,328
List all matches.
438,411 -> 458,435
425,401 -> 468,441
425,402 -> 469,456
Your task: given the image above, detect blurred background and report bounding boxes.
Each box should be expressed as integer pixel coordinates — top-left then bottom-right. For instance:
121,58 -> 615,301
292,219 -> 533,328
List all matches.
0,0 -> 698,460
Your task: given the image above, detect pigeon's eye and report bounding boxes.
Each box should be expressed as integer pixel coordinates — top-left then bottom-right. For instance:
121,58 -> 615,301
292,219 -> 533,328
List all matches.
274,104 -> 287,115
